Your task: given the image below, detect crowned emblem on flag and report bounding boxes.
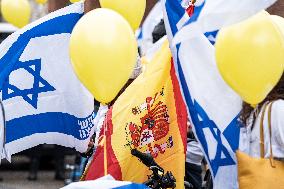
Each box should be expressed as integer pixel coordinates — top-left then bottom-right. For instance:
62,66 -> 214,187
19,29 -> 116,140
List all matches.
181,0 -> 196,16
124,87 -> 174,158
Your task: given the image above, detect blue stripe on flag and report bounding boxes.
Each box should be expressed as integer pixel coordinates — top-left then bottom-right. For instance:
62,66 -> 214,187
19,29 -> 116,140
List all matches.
114,183 -> 149,189
6,112 -> 96,143
165,0 -> 185,35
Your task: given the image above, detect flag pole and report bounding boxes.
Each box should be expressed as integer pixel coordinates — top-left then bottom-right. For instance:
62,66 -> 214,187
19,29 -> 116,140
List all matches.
103,112 -> 108,176
0,99 -> 6,165
104,136 -> 107,176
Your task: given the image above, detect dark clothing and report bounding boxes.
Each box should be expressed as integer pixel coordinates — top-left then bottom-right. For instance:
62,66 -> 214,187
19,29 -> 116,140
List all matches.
152,19 -> 166,43
185,162 -> 203,189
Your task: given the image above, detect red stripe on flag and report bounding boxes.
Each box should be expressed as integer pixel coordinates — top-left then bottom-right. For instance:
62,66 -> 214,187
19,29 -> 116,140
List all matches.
170,59 -> 188,153
85,107 -> 122,180
84,144 -> 105,180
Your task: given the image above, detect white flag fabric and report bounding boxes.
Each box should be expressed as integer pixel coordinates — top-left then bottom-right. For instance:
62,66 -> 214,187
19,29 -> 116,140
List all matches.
173,0 -> 277,44
162,0 -> 276,188
62,175 -> 148,189
0,101 -> 5,160
62,181 -> 147,189
0,3 -> 95,160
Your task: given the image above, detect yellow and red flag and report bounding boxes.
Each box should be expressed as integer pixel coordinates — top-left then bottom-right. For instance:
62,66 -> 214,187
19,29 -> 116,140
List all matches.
85,41 -> 187,188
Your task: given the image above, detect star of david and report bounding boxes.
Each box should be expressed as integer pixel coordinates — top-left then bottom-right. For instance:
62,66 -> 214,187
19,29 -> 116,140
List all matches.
0,12 -> 82,109
192,101 -> 236,176
167,0 -> 238,177
1,58 -> 55,109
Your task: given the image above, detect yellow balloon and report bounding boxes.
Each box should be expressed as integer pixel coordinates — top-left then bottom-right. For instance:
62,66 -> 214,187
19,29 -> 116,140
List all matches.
270,15 -> 284,38
215,12 -> 284,105
99,0 -> 146,31
70,8 -> 137,104
35,0 -> 47,4
1,0 -> 31,28
70,0 -> 81,3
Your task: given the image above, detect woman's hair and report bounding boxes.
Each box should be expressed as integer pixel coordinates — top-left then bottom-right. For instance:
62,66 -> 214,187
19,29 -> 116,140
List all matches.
240,73 -> 284,127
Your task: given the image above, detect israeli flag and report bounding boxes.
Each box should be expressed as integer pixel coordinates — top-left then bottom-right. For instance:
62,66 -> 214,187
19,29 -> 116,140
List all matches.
0,3 -> 95,161
62,175 -> 148,189
62,180 -> 148,189
162,0 -> 276,188
173,0 -> 277,43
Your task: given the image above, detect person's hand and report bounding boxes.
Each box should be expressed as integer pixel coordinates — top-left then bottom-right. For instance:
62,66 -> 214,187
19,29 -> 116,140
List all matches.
86,138 -> 94,153
80,136 -> 95,158
187,121 -> 192,133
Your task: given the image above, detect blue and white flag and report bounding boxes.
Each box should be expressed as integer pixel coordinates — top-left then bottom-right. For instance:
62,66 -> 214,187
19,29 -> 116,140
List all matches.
0,3 -> 95,160
172,0 -> 277,43
162,0 -> 276,188
62,175 -> 148,189
62,179 -> 148,189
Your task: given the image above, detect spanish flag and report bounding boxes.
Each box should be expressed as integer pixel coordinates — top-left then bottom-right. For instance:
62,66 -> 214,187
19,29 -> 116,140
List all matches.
85,41 -> 187,188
